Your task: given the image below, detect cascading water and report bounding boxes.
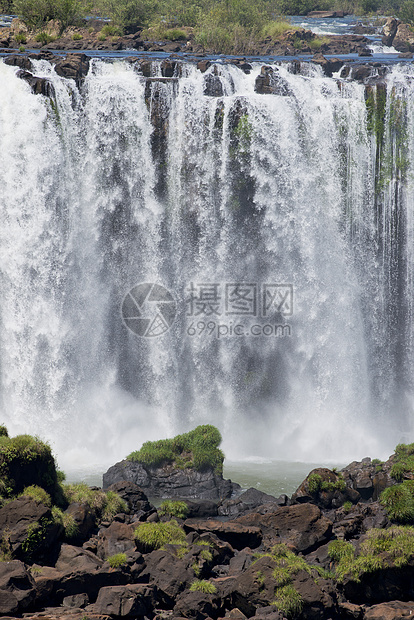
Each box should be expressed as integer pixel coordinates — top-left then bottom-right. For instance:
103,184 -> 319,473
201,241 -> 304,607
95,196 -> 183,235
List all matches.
1,57 -> 413,469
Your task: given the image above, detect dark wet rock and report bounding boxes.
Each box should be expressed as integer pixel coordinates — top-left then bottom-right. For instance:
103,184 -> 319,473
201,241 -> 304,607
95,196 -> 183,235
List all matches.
218,487 -> 282,518
96,521 -> 136,560
92,584 -> 156,617
65,502 -> 96,544
204,70 -> 224,97
0,560 -> 36,615
255,65 -> 291,95
392,23 -> 414,52
311,54 -> 344,77
197,60 -> 211,73
54,53 -> 90,87
106,481 -> 152,515
138,549 -> 194,605
185,499 -> 219,518
3,54 -> 32,70
342,458 -> 392,501
342,556 -> 414,604
174,590 -> 219,620
0,497 -> 62,563
364,600 -> 414,619
62,592 -> 89,608
184,519 -> 262,550
103,460 -> 240,500
16,70 -> 55,97
382,17 -> 400,47
292,467 -> 360,509
236,503 -> 332,554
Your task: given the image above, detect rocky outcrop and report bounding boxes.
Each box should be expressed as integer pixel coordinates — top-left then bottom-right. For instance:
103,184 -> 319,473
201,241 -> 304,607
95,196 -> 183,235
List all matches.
392,23 -> 414,52
381,17 -> 400,46
103,459 -> 240,500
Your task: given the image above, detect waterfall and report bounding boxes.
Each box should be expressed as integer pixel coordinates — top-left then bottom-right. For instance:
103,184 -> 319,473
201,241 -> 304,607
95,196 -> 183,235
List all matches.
1,57 -> 413,468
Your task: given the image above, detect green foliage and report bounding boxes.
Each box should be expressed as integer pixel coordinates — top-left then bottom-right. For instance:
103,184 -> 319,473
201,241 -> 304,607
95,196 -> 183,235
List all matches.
331,526 -> 414,582
95,0 -> 158,31
342,501 -> 353,513
0,434 -> 59,502
35,31 -> 55,43
388,443 -> 414,482
308,36 -> 330,49
13,0 -> 84,32
272,584 -> 303,617
100,23 -> 123,36
108,552 -> 127,567
21,517 -> 52,560
56,469 -> 66,483
372,458 -> 383,465
328,539 -> 355,562
15,33 -> 27,43
20,485 -> 52,507
308,473 -> 322,493
51,506 -> 80,539
165,28 -> 187,40
307,472 -> 346,494
72,32 -> 83,39
134,520 -> 186,551
19,45 -> 26,51
158,500 -> 189,519
261,20 -> 299,38
189,579 -> 217,594
380,480 -> 414,522
128,425 -> 224,475
63,483 -> 127,521
398,0 -> 414,24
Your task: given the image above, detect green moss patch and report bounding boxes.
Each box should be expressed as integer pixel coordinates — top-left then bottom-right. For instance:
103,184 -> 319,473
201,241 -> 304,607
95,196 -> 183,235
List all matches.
127,425 -> 224,474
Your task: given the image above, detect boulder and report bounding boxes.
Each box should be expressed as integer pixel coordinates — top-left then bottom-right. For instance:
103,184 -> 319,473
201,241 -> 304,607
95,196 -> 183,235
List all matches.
392,23 -> 414,53
218,487 -> 282,518
381,17 -> 400,46
103,460 -> 240,500
96,521 -> 136,560
93,584 -> 156,617
292,468 -> 360,509
105,481 -> 152,515
54,53 -> 90,87
184,519 -> 262,550
138,548 -> 194,605
65,502 -> 96,543
236,504 -> 332,554
311,54 -> 344,77
364,600 -> 414,619
173,590 -> 219,620
0,497 -> 62,562
255,66 -> 291,95
342,458 -> 392,501
0,560 -> 36,615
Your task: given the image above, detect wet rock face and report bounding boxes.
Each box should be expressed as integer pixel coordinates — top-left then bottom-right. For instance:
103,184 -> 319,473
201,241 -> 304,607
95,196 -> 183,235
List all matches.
381,16 -> 400,46
103,459 -> 240,500
393,23 -> 414,52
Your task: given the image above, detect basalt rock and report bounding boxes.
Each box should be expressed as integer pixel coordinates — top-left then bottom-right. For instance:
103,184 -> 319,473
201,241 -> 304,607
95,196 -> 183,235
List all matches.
103,460 -> 240,500
392,23 -> 414,52
54,53 -> 90,87
0,560 -> 36,615
255,65 -> 291,95
218,487 -> 285,518
292,467 -> 361,509
341,457 -> 392,501
236,503 -> 332,554
382,17 -> 400,46
184,519 -> 262,550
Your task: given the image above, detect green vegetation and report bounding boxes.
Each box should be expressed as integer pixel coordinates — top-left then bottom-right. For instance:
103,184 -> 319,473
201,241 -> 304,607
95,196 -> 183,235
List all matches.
252,543 -> 330,617
128,425 -> 224,475
72,32 -> 83,39
108,552 -> 128,568
342,500 -> 353,513
51,506 -> 80,539
0,431 -> 61,503
63,483 -> 127,520
329,526 -> 414,582
380,480 -> 414,522
307,472 -> 346,494
35,31 -> 55,44
20,485 -> 52,507
158,500 -> 189,519
15,32 -> 27,43
189,579 -> 217,594
134,520 -> 186,551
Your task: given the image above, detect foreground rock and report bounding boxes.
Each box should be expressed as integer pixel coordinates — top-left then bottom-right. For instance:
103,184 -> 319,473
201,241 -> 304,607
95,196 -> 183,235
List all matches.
103,459 -> 240,500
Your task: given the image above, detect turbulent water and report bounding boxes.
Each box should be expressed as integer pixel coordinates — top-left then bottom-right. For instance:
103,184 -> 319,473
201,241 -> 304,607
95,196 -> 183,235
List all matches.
1,57 -> 414,470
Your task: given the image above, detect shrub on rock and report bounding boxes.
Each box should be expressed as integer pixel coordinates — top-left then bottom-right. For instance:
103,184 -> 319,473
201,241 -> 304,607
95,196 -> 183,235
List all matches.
127,424 -> 224,475
134,520 -> 186,552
